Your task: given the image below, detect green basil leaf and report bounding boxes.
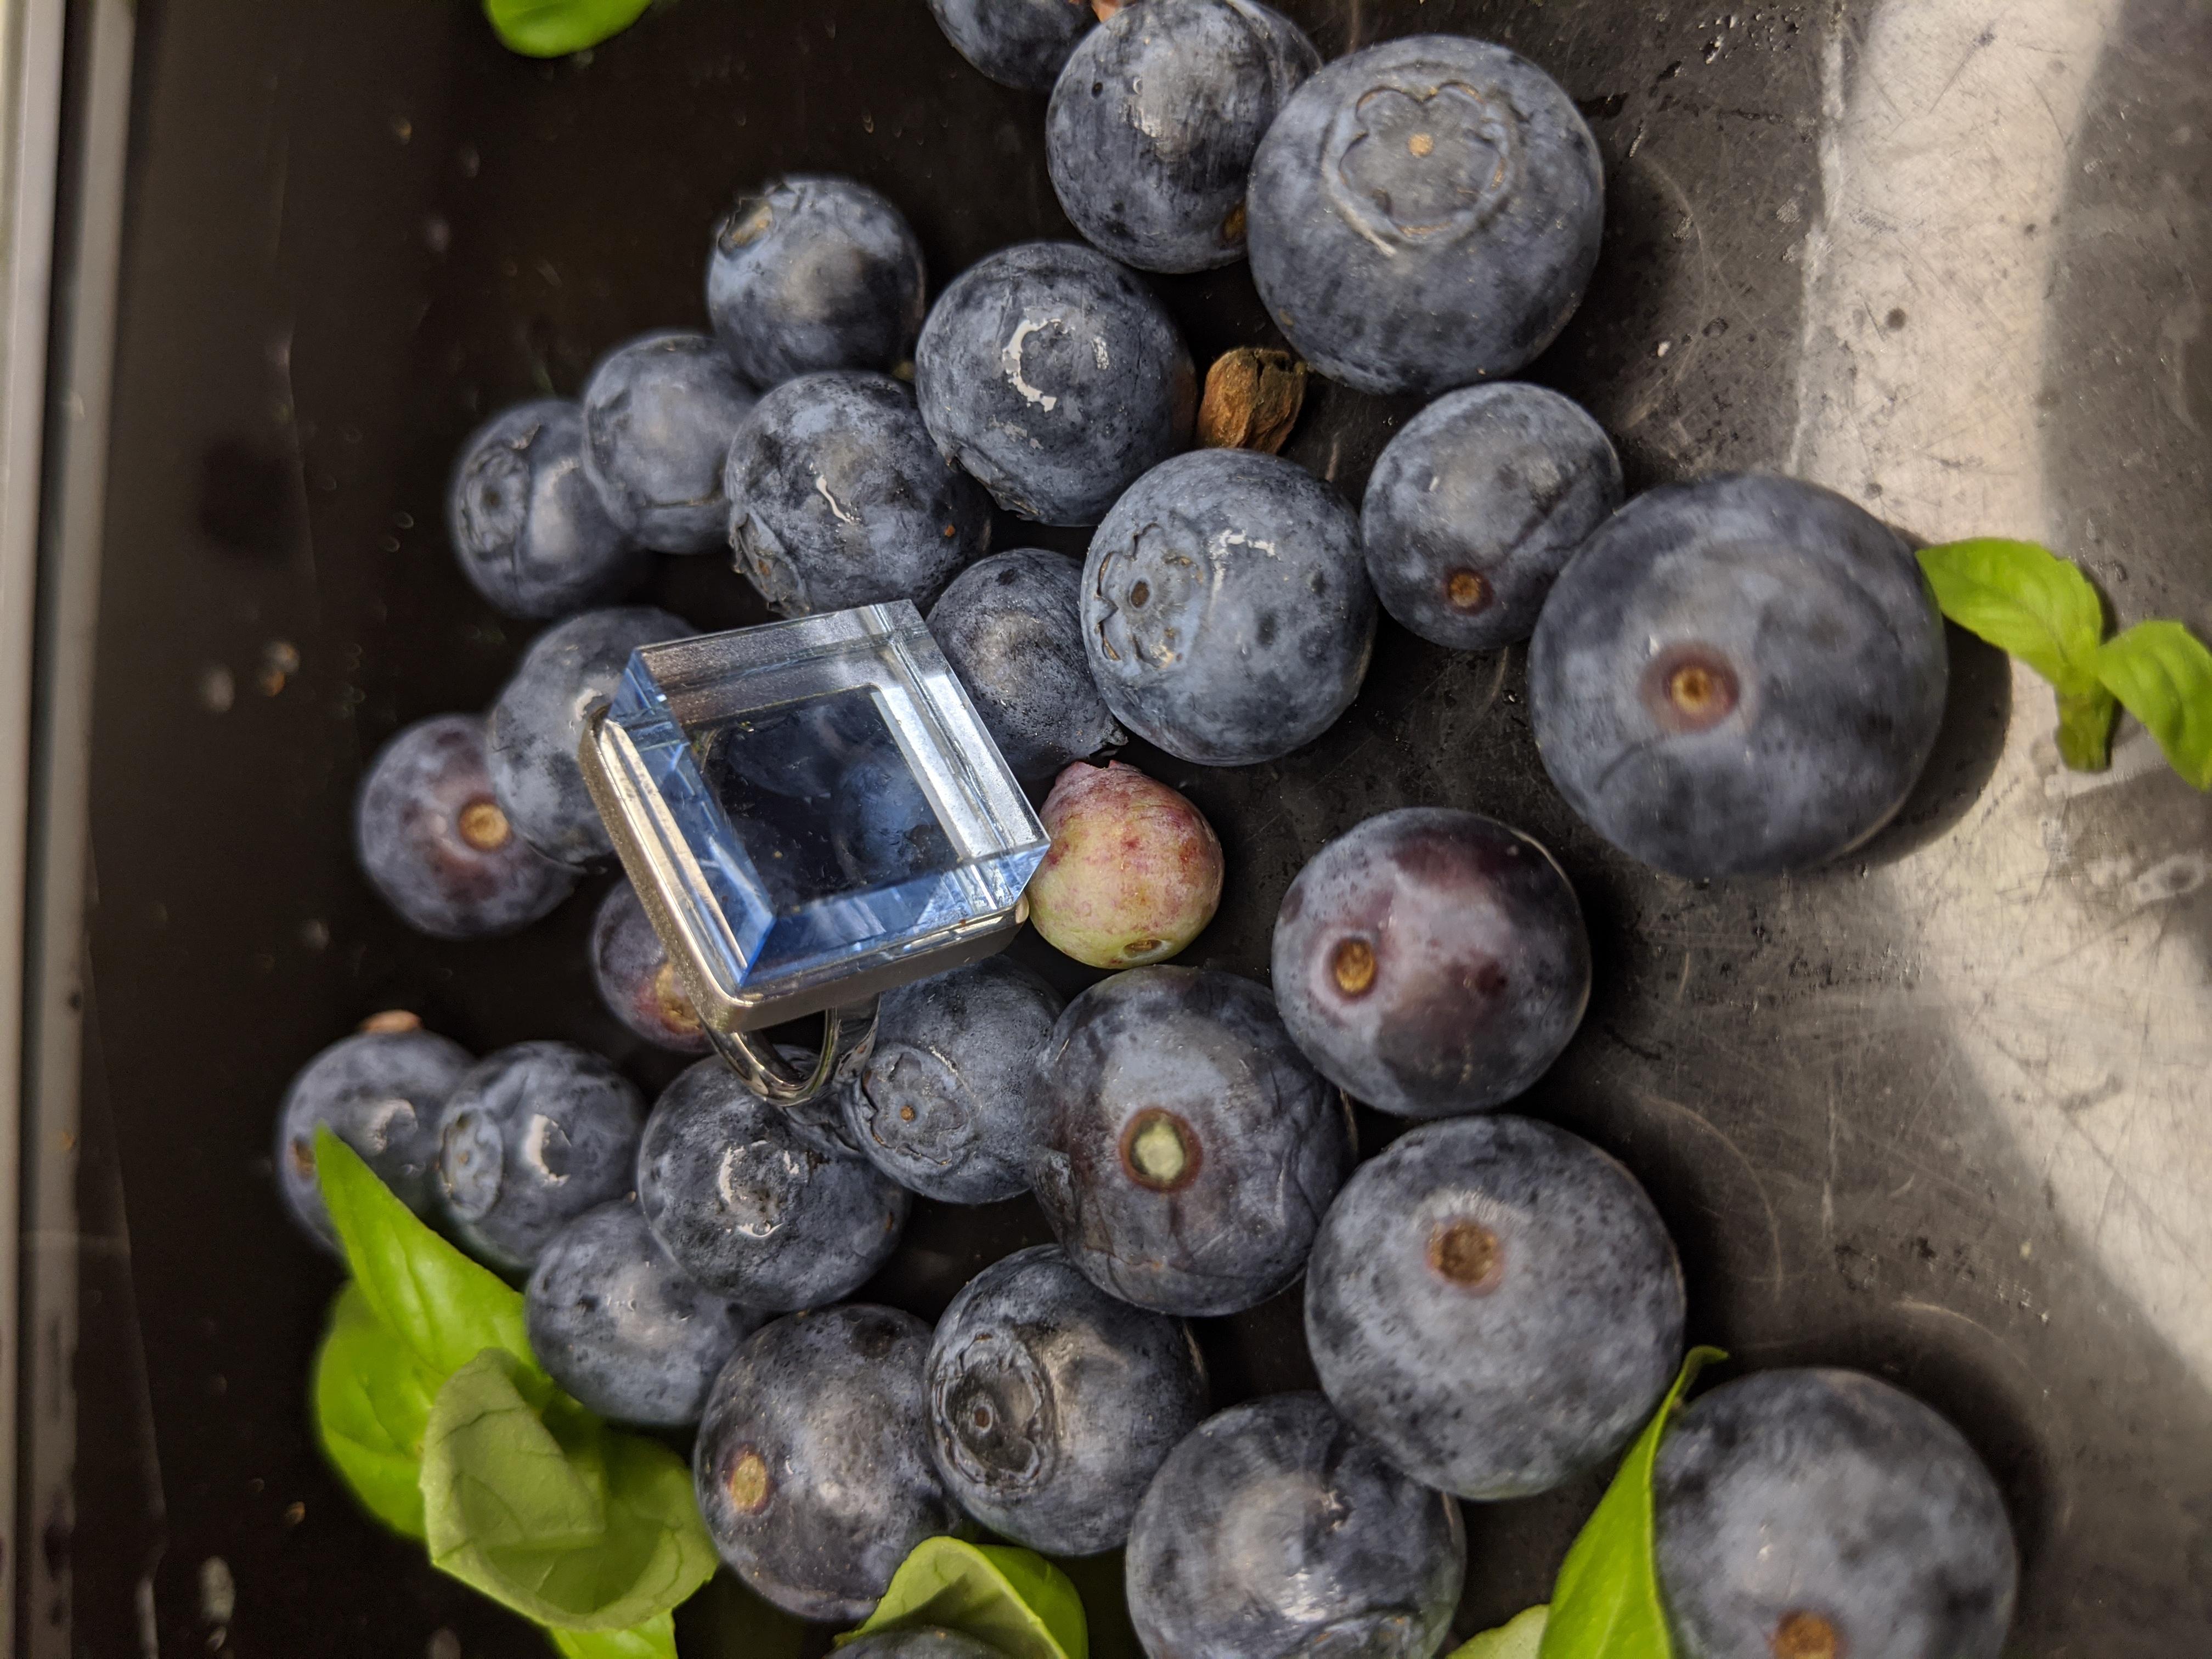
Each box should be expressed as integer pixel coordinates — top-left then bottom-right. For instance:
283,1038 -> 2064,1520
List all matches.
2097,620 -> 2212,790
1917,538 -> 2117,770
311,1283 -> 439,1540
549,1612 -> 678,1659
1447,1605 -> 1549,1659
1537,1347 -> 1726,1659
486,0 -> 654,58
314,1127 -> 539,1384
838,1537 -> 1088,1659
421,1350 -> 717,1632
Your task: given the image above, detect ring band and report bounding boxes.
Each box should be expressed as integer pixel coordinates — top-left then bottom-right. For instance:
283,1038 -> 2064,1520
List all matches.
703,994 -> 881,1106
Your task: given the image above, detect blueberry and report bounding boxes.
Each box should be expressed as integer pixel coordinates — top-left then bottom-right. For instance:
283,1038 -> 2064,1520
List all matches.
915,241 -> 1194,526
354,714 -> 578,940
1082,449 -> 1374,766
927,1243 -> 1206,1555
842,1634 -> 1001,1659
1031,966 -> 1353,1316
1046,0 -> 1317,273
274,1023 -> 473,1251
447,399 -> 647,619
1124,1393 -> 1465,1659
927,549 -> 1124,781
524,1199 -> 763,1427
1245,36 -> 1604,396
843,957 -> 1063,1204
636,1057 -> 909,1310
1305,1114 -> 1685,1499
1654,1369 -> 2018,1659
435,1041 -> 648,1275
927,0 -> 1093,91
725,371 -> 990,616
590,879 -> 710,1056
694,1305 -> 961,1623
1272,808 -> 1590,1118
1528,473 -> 1948,878
581,330 -> 758,554
486,606 -> 692,865
1362,383 -> 1623,651
707,176 -> 927,387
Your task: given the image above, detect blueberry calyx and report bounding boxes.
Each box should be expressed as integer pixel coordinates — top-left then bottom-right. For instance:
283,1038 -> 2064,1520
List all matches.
1641,644 -> 1742,733
1445,568 -> 1492,613
1771,1611 -> 1842,1659
1330,936 -> 1378,996
1426,1218 -> 1504,1292
456,798 -> 512,851
724,1445 -> 772,1513
1120,1108 -> 1201,1192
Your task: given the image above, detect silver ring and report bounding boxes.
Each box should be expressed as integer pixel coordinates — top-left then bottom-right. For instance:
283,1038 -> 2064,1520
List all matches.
704,994 -> 881,1107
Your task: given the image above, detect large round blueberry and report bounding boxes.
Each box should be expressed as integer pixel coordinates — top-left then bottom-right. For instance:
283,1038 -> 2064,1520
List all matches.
1082,449 -> 1374,766
915,241 -> 1194,526
927,0 -> 1093,91
842,956 -> 1063,1205
354,714 -> 578,940
447,399 -> 646,618
435,1042 -> 648,1275
636,1058 -> 908,1310
1305,1114 -> 1685,1499
725,371 -> 990,616
581,330 -> 758,553
842,1633 -> 1001,1659
706,176 -> 926,387
1246,36 -> 1604,396
1124,1393 -> 1465,1659
1031,966 -> 1353,1316
1046,0 -> 1317,274
927,1244 -> 1206,1556
524,1199 -> 763,1428
274,1023 -> 472,1251
1272,808 -> 1590,1118
927,549 -> 1124,781
694,1305 -> 960,1624
1654,1369 -> 2018,1659
1528,473 -> 1948,878
486,606 -> 692,865
1363,383 -> 1623,651
589,879 -> 710,1055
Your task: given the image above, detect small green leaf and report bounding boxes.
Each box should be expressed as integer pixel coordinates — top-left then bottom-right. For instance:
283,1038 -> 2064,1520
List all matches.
314,1128 -> 538,1384
421,1350 -> 718,1632
1448,1605 -> 1549,1659
839,1537 -> 1088,1659
2097,620 -> 2212,790
549,1612 -> 678,1659
312,1284 -> 439,1539
1538,1347 -> 1726,1659
486,0 -> 654,58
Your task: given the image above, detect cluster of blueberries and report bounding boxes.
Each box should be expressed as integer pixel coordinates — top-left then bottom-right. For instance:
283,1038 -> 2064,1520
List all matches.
305,5 -> 2019,1657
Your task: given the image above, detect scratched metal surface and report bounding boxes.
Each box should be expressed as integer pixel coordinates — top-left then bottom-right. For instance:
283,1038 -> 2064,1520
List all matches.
44,0 -> 2212,1653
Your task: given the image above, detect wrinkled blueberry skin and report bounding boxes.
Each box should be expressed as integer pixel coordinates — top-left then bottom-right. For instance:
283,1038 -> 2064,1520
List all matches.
1305,1114 -> 1685,1499
1246,37 -> 1604,396
915,241 -> 1195,527
694,1305 -> 961,1624
1654,1369 -> 2018,1659
1031,966 -> 1354,1316
636,1058 -> 909,1310
843,1633 -> 1002,1659
1272,808 -> 1590,1118
447,399 -> 646,619
590,879 -> 710,1055
581,330 -> 758,554
435,1042 -> 648,1275
928,1244 -> 1207,1556
486,606 -> 692,865
928,550 -> 1124,781
1530,473 -> 1948,878
726,371 -> 990,616
524,1199 -> 763,1427
355,714 -> 578,940
1125,1393 -> 1465,1659
275,1027 -> 473,1251
843,957 -> 1063,1204
928,0 -> 1093,91
1363,383 -> 1622,651
1082,449 -> 1374,766
1047,0 -> 1317,274
707,176 -> 926,387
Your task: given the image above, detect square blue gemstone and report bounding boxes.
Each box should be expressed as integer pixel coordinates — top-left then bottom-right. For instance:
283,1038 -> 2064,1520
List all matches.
603,602 -> 1048,1005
